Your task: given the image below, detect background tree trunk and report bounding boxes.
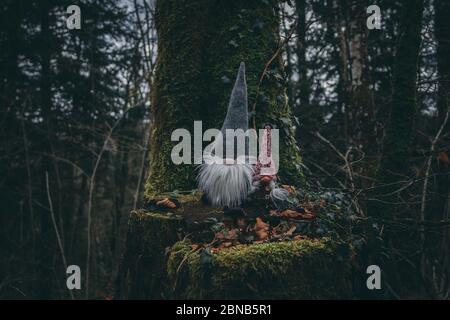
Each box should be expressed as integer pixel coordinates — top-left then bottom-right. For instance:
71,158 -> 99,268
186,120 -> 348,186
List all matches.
337,0 -> 376,184
294,0 -> 316,148
367,0 -> 424,295
433,0 -> 450,228
369,0 -> 424,219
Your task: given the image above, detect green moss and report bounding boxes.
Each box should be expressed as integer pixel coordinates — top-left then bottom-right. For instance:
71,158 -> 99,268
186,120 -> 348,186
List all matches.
167,238 -> 354,299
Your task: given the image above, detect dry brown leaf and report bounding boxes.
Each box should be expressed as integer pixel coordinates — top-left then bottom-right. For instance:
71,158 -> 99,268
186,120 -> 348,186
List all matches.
219,242 -> 233,249
285,225 -> 297,236
281,185 -> 296,194
282,209 -> 299,218
254,217 -> 269,231
438,152 -> 450,164
255,229 -> 269,240
253,217 -> 269,240
156,197 -> 177,209
216,229 -> 239,241
226,229 -> 239,240
271,209 -> 316,220
302,213 -> 315,220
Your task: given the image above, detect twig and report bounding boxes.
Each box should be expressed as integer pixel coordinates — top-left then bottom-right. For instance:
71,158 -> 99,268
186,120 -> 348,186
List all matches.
419,106 -> 450,278
46,172 -> 74,300
251,19 -> 298,129
420,106 -> 450,225
85,109 -> 133,299
314,131 -> 364,216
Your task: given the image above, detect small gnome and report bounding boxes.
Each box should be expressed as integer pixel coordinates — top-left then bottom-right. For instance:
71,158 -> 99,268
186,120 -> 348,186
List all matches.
197,62 -> 254,207
252,124 -> 290,207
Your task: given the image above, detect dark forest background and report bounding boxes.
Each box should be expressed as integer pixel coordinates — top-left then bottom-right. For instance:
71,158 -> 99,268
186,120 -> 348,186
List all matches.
0,0 -> 449,299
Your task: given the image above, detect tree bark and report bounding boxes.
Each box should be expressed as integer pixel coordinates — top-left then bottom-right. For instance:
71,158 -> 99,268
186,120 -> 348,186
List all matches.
294,0 -> 316,147
433,0 -> 450,226
338,0 -> 376,183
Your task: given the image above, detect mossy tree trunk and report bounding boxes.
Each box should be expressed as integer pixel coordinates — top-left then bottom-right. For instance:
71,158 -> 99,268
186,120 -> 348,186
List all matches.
120,0 -> 313,300
145,0 -> 303,198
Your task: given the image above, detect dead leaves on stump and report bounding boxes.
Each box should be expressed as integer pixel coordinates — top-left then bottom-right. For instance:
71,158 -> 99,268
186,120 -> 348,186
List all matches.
156,197 -> 177,209
270,209 -> 316,220
204,206 -> 319,252
254,217 -> 270,241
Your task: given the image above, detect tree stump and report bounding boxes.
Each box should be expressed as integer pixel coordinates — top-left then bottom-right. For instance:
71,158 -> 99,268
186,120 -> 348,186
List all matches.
118,192 -> 354,299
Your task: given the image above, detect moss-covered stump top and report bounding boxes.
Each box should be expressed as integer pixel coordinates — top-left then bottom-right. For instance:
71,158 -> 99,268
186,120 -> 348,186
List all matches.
126,189 -> 361,299
167,238 -> 354,299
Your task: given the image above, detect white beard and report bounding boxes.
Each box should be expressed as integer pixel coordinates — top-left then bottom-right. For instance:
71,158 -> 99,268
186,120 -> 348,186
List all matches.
197,155 -> 254,207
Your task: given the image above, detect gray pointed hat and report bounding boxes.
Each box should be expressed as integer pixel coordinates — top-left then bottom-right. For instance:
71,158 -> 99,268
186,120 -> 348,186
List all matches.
221,62 -> 248,132
218,62 -> 249,160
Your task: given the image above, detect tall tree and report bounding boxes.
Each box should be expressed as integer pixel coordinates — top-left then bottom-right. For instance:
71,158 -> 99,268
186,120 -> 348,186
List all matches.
145,0 -> 304,197
433,0 -> 450,223
336,0 -> 376,183
369,0 -> 424,219
294,0 -> 316,148
0,0 -> 148,298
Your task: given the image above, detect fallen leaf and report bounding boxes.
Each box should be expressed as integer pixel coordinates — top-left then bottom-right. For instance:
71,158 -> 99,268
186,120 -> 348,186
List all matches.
254,217 -> 269,231
156,197 -> 177,209
215,228 -> 239,241
281,185 -> 296,194
285,225 -> 297,236
438,152 -> 450,164
270,209 -> 316,220
256,229 -> 269,240
253,217 -> 269,240
190,244 -> 200,251
219,241 -> 233,249
302,213 -> 315,220
226,228 -> 239,240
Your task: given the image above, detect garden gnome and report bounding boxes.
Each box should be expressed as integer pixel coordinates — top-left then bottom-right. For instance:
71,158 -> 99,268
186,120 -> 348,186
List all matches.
197,62 -> 254,207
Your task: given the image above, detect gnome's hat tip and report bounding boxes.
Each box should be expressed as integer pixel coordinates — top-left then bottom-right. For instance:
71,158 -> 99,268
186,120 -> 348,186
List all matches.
233,62 -> 246,89
238,62 -> 246,78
